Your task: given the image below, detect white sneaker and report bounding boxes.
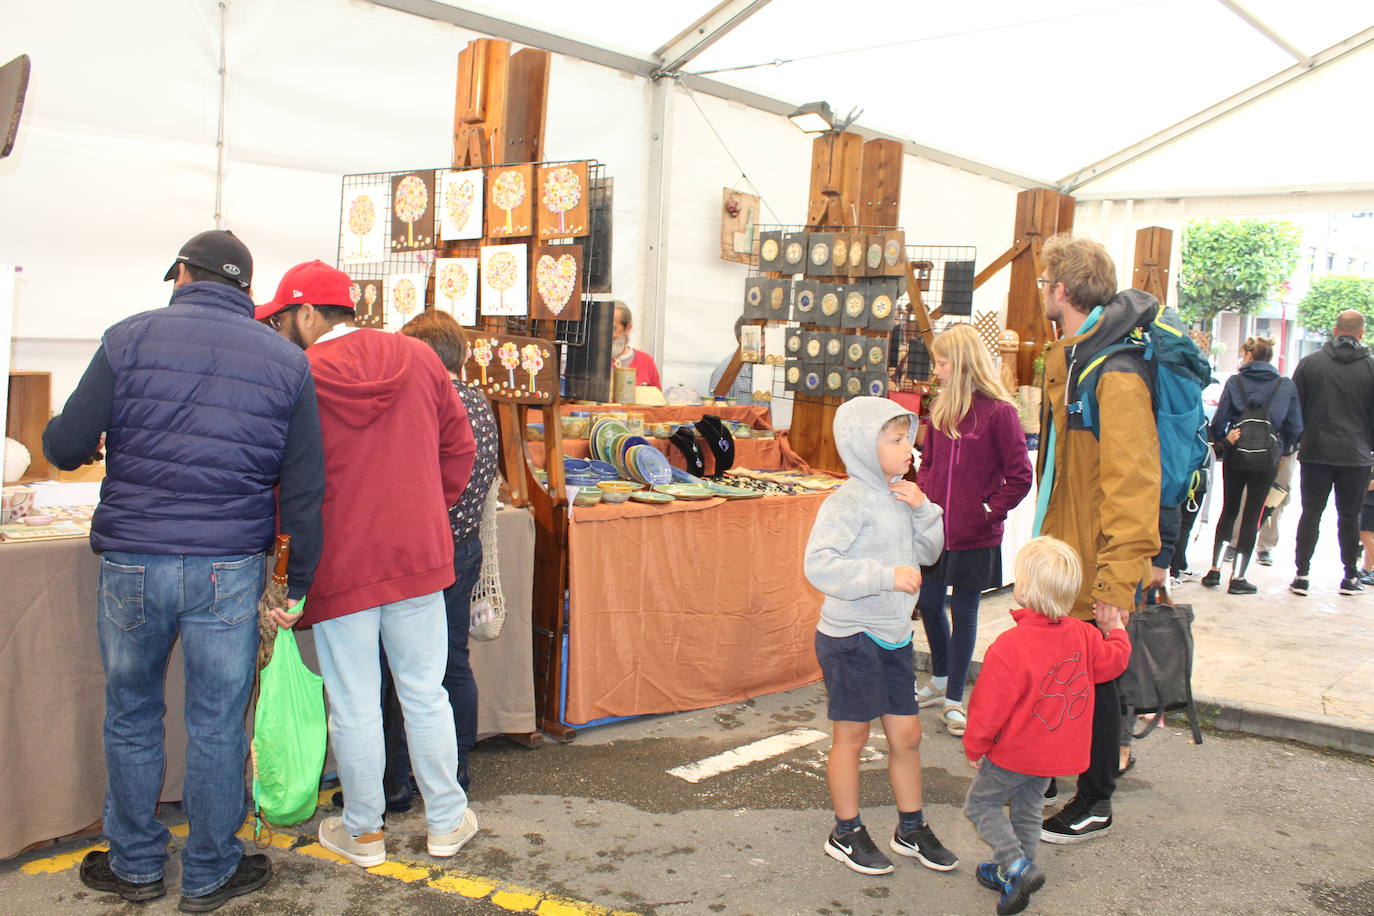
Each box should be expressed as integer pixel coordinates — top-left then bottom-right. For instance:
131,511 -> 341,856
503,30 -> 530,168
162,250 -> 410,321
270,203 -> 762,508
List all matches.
318,816 -> 386,868
941,704 -> 967,736
428,807 -> 479,858
916,682 -> 946,708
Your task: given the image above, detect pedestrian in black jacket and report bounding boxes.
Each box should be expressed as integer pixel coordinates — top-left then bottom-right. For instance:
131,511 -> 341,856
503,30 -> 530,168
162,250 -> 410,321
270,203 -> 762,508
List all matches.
1201,337 -> 1301,594
1290,310 -> 1374,596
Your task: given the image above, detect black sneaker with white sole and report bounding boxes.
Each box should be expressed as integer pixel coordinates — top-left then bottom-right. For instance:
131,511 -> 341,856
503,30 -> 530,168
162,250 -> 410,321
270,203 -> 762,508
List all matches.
825,826 -> 894,875
1289,577 -> 1309,596
1040,796 -> 1112,844
890,823 -> 959,870
1339,577 -> 1365,595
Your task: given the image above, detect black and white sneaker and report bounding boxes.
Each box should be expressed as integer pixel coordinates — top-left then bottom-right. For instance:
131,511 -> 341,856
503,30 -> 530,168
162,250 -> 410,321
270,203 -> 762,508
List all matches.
1339,577 -> 1365,595
1042,778 -> 1058,806
1040,796 -> 1112,844
1256,551 -> 1273,567
1289,577 -> 1309,596
825,826 -> 894,875
890,823 -> 959,871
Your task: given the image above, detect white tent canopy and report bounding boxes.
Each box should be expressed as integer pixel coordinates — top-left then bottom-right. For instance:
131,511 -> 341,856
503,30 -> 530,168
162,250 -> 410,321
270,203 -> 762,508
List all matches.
4,0 -> 1373,409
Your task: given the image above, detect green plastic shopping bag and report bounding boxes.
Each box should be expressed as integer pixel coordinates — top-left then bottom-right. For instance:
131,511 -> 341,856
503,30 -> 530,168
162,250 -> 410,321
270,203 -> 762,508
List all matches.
251,624 -> 326,829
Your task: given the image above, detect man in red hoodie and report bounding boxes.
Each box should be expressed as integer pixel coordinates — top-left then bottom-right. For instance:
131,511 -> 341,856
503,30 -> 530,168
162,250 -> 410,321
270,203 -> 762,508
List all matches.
259,261 -> 477,869
962,537 -> 1130,915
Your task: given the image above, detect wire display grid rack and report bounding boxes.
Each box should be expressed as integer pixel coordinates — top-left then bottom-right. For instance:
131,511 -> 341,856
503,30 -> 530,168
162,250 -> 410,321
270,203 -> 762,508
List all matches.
338,160 -> 608,351
742,224 -> 975,405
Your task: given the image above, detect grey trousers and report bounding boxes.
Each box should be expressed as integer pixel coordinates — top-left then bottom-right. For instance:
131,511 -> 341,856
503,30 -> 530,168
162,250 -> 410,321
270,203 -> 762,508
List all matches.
964,758 -> 1050,868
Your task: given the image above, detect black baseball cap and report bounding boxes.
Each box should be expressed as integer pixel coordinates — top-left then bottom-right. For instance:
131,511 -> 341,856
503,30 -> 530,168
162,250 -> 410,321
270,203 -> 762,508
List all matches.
163,229 -> 253,288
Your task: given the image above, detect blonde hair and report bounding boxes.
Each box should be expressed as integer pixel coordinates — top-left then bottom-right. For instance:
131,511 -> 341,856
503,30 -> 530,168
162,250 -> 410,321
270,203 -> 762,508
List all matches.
1241,336 -> 1275,363
929,323 -> 1014,438
1042,234 -> 1116,311
1014,537 -> 1082,620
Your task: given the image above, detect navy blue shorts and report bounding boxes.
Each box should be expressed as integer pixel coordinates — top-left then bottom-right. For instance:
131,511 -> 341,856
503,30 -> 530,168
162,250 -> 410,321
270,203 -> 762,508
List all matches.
815,632 -> 919,722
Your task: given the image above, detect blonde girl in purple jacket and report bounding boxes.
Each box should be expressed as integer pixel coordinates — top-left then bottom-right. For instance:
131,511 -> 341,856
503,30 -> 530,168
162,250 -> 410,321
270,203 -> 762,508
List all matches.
915,324 -> 1034,736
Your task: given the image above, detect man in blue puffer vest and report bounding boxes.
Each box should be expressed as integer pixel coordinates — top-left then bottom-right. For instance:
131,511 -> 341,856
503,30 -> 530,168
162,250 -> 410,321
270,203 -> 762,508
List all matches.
42,230 -> 325,913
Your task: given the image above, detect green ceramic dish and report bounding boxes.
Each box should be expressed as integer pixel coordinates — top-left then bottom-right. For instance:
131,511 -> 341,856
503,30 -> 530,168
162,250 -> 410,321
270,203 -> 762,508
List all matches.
652,484 -> 714,500
629,490 -> 675,504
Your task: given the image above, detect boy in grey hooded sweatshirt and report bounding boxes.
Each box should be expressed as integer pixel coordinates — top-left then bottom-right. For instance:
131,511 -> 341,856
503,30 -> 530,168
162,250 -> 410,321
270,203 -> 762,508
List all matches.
805,397 -> 957,877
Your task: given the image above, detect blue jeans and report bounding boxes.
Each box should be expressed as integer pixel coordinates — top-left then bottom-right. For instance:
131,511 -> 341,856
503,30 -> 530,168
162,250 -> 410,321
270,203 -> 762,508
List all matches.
96,551 -> 263,897
916,575 -> 981,704
313,591 -> 467,836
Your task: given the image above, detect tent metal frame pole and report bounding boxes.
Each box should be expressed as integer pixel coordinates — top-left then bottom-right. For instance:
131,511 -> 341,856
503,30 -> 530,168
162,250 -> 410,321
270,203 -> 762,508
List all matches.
652,0 -> 773,77
1061,25 -> 1374,193
1215,0 -> 1311,65
371,0 -> 1051,190
641,78 -> 674,373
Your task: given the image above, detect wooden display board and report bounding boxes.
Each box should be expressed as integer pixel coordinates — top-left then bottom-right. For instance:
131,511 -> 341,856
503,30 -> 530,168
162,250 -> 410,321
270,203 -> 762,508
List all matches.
6,371 -> 50,482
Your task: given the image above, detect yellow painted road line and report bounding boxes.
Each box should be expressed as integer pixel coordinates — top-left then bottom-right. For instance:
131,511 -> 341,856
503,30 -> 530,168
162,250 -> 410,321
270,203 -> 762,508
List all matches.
20,817 -> 639,916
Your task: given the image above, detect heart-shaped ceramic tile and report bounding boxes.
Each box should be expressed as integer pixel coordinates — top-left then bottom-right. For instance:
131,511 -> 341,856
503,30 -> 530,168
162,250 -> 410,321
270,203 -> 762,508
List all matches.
446,179 -> 474,232
536,253 -> 578,315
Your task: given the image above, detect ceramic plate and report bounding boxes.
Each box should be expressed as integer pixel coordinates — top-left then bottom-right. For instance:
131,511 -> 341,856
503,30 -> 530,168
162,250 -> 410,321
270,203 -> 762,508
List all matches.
633,446 -> 675,486
653,484 -> 714,500
705,482 -> 763,499
670,467 -> 703,485
630,490 -> 675,504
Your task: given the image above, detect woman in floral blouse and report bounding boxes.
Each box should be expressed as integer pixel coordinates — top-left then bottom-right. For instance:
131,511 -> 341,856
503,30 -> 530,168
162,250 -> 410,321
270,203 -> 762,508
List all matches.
401,311 -> 501,790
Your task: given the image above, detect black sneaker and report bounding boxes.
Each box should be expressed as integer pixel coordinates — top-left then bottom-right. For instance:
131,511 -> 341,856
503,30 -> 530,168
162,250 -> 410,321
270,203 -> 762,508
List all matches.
178,854 -> 272,913
1227,578 -> 1257,595
1256,551 -> 1273,566
1042,779 -> 1058,805
890,823 -> 959,871
1289,577 -> 1309,596
79,850 -> 165,903
1340,577 -> 1365,595
1200,569 -> 1221,588
824,826 -> 893,875
1040,796 -> 1111,844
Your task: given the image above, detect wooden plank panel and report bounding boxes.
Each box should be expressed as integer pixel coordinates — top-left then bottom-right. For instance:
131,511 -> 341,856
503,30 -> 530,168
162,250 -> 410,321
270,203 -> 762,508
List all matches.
1134,226 -> 1172,305
858,138 -> 903,228
482,39 -> 511,165
504,48 -> 550,164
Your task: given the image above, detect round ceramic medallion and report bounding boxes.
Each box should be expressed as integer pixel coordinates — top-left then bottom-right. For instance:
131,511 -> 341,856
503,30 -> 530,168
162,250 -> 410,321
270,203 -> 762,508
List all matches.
871,294 -> 893,319
826,337 -> 842,358
868,344 -> 885,366
832,239 -> 848,268
811,242 -> 830,266
868,378 -> 885,396
769,286 -> 785,309
867,243 -> 882,269
805,371 -> 821,390
786,365 -> 800,384
746,285 -> 761,306
787,334 -> 801,353
846,376 -> 862,396
761,238 -> 779,262
847,342 -> 864,362
849,244 -> 863,268
806,338 -> 821,358
785,241 -> 804,264
826,370 -> 842,391
797,289 -> 815,312
845,291 -> 865,317
821,292 -> 840,316
884,239 -> 902,266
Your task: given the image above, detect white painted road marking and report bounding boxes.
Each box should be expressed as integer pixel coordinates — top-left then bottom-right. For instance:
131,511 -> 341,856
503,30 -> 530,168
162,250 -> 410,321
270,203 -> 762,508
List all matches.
667,727 -> 829,783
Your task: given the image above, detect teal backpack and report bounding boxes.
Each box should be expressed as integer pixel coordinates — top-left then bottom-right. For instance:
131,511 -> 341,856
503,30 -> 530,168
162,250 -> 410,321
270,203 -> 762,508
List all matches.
1066,300 -> 1213,508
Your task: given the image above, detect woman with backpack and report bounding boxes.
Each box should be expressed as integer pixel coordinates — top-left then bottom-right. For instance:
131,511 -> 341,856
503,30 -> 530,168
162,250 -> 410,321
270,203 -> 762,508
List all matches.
1201,336 -> 1303,594
915,324 -> 1033,735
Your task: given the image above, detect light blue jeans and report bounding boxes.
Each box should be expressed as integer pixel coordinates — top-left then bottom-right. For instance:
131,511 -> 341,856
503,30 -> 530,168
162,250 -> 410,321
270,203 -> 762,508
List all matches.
312,591 -> 467,836
96,551 -> 262,898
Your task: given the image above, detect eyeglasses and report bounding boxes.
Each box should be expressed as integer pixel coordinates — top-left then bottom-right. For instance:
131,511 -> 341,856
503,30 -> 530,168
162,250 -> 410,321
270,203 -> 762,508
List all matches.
1036,277 -> 1055,290
267,305 -> 299,330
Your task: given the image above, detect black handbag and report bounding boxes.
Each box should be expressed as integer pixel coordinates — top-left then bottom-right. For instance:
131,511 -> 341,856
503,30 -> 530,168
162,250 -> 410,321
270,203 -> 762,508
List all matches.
1121,584 -> 1203,743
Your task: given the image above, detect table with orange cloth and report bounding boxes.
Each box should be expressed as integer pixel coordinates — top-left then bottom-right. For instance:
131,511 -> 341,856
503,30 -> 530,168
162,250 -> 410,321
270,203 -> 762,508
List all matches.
562,492 -> 829,725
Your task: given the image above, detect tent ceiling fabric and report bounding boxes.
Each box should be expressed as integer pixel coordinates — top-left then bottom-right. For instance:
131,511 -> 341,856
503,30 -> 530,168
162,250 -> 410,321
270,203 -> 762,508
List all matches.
431,0 -> 1374,198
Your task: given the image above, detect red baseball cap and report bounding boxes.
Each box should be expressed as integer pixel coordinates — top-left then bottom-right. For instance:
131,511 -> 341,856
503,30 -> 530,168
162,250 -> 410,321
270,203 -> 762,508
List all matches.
255,260 -> 354,321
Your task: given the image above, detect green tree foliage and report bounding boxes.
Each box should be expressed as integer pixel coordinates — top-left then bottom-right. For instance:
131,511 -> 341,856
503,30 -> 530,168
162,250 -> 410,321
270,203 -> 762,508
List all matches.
1178,218 -> 1302,324
1297,274 -> 1374,336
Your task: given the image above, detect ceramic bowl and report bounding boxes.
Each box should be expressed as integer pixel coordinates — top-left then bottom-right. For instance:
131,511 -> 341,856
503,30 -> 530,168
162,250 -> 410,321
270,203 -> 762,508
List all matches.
600,489 -> 632,504
572,487 -> 603,507
22,514 -> 55,526
561,416 -> 590,439
596,480 -> 643,493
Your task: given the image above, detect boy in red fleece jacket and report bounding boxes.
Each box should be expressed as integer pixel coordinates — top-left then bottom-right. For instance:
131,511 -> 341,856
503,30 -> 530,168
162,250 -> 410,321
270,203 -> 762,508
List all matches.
962,537 -> 1130,915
